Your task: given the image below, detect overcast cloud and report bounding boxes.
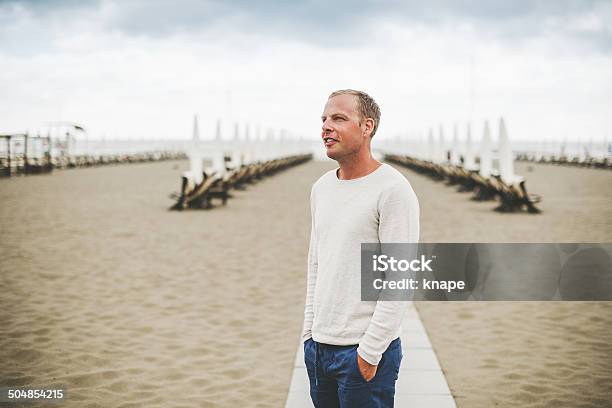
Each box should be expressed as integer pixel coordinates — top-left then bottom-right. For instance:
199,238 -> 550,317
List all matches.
1,0 -> 611,143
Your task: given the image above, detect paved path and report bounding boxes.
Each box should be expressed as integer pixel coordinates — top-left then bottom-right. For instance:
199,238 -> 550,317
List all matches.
285,304 -> 457,407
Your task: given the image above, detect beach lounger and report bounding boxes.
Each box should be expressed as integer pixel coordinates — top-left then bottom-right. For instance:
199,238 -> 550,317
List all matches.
170,153 -> 313,211
170,172 -> 219,210
455,168 -> 477,192
469,173 -> 498,201
493,177 -> 542,213
384,153 -> 542,213
206,176 -> 231,207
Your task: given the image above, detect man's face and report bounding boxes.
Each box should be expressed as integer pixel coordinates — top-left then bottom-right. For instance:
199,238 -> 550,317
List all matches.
321,94 -> 369,161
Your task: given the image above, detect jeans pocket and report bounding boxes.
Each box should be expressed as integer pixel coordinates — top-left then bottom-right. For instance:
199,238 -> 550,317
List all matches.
353,348 -> 372,383
304,338 -> 314,364
388,340 -> 402,380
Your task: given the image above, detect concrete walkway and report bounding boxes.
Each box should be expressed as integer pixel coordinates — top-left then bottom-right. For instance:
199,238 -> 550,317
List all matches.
285,304 -> 457,407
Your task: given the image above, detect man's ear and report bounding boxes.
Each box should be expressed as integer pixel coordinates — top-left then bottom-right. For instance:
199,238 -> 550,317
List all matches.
364,118 -> 375,137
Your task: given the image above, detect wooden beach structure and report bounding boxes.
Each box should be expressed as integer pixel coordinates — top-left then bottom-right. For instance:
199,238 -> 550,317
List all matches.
0,124 -> 188,178
43,122 -> 188,170
0,133 -> 53,177
382,118 -> 542,214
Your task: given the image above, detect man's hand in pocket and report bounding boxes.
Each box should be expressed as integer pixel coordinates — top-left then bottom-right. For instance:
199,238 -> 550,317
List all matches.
357,353 -> 378,382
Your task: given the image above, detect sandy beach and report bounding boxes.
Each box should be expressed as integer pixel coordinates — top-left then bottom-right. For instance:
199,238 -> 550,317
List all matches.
394,161 -> 612,408
1,159 -> 612,407
1,161 -> 319,407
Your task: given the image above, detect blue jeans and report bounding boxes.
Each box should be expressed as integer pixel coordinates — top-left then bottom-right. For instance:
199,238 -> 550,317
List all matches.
304,337 -> 402,408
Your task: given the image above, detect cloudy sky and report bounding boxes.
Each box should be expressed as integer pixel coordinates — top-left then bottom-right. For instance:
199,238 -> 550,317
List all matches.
1,0 -> 611,143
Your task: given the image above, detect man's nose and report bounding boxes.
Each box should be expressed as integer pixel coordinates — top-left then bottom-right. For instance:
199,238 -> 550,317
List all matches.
322,119 -> 333,134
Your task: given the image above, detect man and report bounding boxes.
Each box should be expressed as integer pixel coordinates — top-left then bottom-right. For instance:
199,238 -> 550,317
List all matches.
302,89 -> 420,407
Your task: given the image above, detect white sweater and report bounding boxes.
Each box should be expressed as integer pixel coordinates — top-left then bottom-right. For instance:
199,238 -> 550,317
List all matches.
302,163 -> 420,365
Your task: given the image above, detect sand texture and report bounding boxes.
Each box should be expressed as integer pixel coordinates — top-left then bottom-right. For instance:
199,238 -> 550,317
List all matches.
1,159 -> 612,407
1,160 -> 325,407
397,161 -> 612,408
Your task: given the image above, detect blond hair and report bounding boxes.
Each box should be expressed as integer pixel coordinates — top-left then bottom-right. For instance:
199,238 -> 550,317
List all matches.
328,89 -> 381,137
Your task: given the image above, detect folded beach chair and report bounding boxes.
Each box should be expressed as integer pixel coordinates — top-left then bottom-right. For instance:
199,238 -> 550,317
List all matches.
206,174 -> 231,207
469,173 -> 498,201
455,167 -> 477,192
170,172 -> 220,210
488,175 -> 542,213
232,165 -> 252,189
443,165 -> 468,186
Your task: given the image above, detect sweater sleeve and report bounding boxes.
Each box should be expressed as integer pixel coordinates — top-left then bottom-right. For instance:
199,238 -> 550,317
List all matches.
357,181 -> 420,365
301,186 -> 318,342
